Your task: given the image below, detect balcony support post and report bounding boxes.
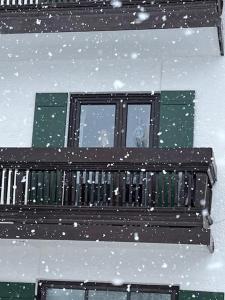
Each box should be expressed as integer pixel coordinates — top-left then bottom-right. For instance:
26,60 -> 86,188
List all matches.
207,234 -> 215,254
217,18 -> 224,56
194,173 -> 212,229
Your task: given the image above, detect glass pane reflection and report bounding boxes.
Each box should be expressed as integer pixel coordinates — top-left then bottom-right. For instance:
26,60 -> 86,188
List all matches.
89,290 -> 127,300
126,104 -> 151,148
79,105 -> 115,147
46,288 -> 85,300
131,293 -> 171,300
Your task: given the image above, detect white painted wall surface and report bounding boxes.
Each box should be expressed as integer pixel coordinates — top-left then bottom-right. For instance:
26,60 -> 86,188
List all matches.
0,28 -> 224,292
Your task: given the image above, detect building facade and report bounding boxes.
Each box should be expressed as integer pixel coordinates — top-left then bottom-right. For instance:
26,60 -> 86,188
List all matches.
0,2 -> 224,300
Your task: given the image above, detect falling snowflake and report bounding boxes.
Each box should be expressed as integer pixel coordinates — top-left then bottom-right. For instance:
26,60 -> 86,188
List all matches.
134,12 -> 150,24
113,80 -> 125,89
110,0 -> 122,8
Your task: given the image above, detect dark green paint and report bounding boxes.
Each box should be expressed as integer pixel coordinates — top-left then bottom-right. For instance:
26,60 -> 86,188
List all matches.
32,106 -> 67,147
32,93 -> 68,204
159,91 -> 195,148
156,172 -> 176,207
32,93 -> 68,148
35,93 -> 68,107
160,90 -> 195,105
28,170 -> 63,205
0,282 -> 35,299
158,91 -> 195,206
179,291 -> 224,300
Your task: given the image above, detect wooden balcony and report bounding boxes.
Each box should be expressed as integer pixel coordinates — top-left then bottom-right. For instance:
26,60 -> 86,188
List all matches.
0,147 -> 217,251
0,0 -> 223,55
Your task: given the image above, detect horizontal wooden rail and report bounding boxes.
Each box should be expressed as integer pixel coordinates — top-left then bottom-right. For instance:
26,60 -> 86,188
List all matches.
0,147 -> 216,171
0,0 -> 223,54
0,0 -> 222,10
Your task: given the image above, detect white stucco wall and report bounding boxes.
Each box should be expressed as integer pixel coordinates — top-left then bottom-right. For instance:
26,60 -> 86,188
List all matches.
0,28 -> 224,293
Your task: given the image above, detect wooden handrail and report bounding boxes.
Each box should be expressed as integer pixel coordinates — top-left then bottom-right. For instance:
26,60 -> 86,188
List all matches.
0,147 -> 217,180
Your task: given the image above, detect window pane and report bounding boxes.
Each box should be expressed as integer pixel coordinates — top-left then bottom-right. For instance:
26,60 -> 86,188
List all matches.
126,104 -> 151,147
79,105 -> 115,147
131,293 -> 171,300
46,288 -> 85,300
89,290 -> 127,300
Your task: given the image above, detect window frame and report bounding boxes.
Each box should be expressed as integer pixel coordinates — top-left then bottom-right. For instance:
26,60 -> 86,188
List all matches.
68,93 -> 160,148
37,281 -> 179,300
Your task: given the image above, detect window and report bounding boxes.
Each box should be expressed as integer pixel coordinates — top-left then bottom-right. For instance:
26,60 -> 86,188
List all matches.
79,104 -> 116,147
126,104 -> 151,147
68,93 -> 159,148
37,282 -> 179,300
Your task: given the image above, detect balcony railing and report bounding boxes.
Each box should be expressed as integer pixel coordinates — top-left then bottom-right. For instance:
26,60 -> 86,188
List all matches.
0,147 -> 216,250
0,0 -> 223,55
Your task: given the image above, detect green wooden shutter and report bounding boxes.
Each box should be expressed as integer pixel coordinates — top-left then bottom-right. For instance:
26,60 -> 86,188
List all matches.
0,282 -> 35,299
31,93 -> 68,205
159,91 -> 195,148
32,93 -> 68,147
179,291 -> 224,300
157,91 -> 195,207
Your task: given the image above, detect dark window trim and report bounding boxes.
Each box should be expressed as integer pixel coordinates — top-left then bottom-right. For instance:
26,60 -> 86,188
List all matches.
37,281 -> 179,300
68,93 -> 160,148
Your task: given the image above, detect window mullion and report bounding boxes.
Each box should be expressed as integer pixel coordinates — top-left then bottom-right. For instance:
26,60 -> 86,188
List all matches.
127,290 -> 131,300
119,98 -> 127,148
85,289 -> 89,300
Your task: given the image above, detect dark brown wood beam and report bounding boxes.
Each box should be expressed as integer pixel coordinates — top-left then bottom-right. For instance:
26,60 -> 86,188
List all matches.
0,2 -> 222,34
0,147 -> 217,185
0,11 -> 219,35
0,221 -> 210,245
0,0 -> 223,55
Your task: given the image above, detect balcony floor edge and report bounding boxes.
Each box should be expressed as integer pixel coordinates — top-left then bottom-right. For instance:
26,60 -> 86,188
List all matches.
0,223 -> 210,246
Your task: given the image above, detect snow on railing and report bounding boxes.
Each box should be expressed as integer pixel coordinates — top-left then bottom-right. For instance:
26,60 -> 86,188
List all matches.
0,0 -> 109,6
0,0 -> 37,6
0,0 -> 79,6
